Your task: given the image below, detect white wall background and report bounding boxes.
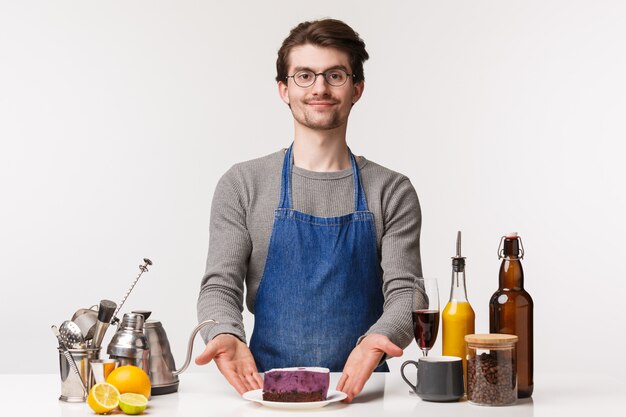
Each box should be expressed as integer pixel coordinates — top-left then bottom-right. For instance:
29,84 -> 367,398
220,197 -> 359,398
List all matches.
2,0 -> 625,383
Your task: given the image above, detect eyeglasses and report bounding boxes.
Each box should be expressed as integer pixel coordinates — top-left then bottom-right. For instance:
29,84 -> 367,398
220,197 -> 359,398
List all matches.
286,69 -> 355,88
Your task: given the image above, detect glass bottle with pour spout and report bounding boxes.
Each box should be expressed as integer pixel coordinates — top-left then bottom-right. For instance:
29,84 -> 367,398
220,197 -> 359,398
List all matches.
442,231 -> 475,377
489,232 -> 534,398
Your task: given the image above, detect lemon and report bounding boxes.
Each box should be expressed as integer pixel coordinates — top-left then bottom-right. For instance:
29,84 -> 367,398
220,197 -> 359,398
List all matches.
106,365 -> 152,399
118,393 -> 148,415
87,382 -> 120,414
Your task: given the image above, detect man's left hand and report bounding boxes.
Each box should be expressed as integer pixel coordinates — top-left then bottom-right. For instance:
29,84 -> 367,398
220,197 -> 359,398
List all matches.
336,334 -> 403,403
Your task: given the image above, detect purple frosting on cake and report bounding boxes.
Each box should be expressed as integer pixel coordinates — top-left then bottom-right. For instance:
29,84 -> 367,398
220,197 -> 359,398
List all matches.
263,367 -> 330,398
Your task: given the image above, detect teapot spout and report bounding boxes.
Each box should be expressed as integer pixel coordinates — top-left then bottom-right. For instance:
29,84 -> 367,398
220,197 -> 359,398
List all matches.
173,319 -> 218,376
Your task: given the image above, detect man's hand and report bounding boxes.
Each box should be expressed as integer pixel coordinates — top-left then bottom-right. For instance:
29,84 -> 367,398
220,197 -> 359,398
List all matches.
194,333 -> 263,395
336,334 -> 403,403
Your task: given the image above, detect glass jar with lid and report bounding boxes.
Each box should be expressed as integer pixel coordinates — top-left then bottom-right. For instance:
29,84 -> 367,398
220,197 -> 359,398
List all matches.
465,334 -> 518,406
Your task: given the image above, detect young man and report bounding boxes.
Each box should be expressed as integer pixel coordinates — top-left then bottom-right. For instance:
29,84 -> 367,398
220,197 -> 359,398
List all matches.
195,19 -> 422,402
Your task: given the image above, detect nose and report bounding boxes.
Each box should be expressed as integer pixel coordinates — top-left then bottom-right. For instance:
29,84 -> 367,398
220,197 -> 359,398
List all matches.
311,74 -> 331,94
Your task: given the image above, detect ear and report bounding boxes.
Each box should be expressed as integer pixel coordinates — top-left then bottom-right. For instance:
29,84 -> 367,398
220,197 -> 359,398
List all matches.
278,81 -> 290,105
351,80 -> 364,105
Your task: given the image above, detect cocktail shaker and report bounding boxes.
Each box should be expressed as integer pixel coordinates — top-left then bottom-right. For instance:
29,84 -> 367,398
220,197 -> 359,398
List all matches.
107,313 -> 149,372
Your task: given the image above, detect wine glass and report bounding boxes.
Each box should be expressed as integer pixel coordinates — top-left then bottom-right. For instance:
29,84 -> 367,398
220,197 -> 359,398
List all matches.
412,277 -> 440,357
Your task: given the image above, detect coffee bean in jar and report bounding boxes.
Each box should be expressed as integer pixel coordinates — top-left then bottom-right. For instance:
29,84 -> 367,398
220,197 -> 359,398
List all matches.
465,334 -> 518,406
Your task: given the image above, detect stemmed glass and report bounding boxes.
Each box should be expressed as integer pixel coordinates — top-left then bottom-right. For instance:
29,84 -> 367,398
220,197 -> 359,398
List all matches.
412,277 -> 440,357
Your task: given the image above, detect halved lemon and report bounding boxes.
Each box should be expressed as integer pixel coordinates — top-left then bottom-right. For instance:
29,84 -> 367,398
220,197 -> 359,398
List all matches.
118,393 -> 148,415
87,382 -> 120,414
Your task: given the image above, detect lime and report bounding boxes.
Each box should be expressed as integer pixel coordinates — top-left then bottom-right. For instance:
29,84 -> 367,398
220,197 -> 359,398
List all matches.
118,393 -> 148,415
87,382 -> 120,414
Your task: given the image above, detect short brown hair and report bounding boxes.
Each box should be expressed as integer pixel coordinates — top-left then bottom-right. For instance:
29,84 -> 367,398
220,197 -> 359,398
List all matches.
276,19 -> 369,84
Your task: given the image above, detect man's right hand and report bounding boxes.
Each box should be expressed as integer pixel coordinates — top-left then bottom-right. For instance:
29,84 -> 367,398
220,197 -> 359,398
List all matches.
194,333 -> 263,395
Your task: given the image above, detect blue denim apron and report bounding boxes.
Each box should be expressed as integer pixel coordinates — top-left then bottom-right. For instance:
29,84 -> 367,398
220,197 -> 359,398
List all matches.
249,144 -> 388,372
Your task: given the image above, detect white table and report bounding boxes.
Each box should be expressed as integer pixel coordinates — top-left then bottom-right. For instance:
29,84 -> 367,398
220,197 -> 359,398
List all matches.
2,371 -> 622,416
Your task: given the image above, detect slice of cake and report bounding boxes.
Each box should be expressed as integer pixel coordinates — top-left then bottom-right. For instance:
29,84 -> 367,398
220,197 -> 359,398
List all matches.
262,367 -> 330,402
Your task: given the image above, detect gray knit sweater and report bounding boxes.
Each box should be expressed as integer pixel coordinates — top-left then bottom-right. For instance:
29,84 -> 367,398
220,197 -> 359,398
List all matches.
197,148 -> 422,351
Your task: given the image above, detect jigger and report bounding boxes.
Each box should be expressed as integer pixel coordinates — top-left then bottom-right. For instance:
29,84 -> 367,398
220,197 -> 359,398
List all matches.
89,359 -> 119,387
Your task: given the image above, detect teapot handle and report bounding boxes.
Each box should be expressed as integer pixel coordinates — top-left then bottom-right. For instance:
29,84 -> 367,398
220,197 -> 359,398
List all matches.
173,319 -> 219,376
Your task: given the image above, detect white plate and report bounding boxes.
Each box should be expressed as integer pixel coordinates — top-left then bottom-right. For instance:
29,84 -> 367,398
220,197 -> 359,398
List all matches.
242,389 -> 347,409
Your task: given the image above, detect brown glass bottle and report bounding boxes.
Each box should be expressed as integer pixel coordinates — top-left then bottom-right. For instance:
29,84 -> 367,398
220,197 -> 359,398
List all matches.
489,233 -> 533,398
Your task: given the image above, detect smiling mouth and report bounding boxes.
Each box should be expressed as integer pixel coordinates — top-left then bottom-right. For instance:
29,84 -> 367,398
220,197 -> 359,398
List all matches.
307,101 -> 337,107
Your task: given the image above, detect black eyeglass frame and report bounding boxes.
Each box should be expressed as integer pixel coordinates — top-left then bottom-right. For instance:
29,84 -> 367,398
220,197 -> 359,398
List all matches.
285,69 -> 356,88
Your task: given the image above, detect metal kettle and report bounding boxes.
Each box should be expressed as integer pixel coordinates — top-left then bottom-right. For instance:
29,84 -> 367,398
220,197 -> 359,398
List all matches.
144,319 -> 218,395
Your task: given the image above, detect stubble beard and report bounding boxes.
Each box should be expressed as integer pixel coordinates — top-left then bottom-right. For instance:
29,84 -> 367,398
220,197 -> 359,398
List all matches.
290,102 -> 348,131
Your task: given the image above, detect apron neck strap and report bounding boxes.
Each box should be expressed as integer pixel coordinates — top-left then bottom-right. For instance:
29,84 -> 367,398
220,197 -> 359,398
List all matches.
279,143 -> 368,212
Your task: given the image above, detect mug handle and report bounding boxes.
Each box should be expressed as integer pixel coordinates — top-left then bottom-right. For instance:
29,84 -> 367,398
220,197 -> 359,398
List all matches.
400,360 -> 419,392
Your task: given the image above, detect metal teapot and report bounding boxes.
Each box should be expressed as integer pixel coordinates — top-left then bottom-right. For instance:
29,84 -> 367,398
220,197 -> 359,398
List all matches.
144,318 -> 218,395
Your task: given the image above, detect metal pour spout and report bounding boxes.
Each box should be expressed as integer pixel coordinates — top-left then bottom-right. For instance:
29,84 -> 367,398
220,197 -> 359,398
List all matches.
173,319 -> 219,376
452,231 -> 465,273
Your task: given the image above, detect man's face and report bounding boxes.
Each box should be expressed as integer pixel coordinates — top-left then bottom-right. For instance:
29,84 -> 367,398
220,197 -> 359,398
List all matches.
278,44 -> 364,131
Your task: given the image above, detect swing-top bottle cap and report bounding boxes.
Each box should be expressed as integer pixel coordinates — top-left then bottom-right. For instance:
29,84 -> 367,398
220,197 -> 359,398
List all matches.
499,232 -> 524,259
